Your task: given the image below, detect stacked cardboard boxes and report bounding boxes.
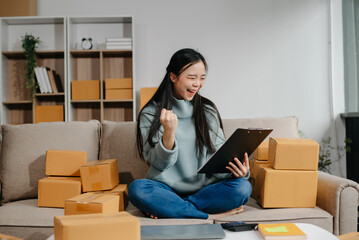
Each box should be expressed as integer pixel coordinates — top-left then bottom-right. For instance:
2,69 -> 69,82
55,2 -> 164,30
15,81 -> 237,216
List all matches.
38,151 -> 133,238
105,78 -> 133,100
63,159 -> 124,216
38,151 -> 129,212
250,138 -> 319,208
38,150 -> 86,208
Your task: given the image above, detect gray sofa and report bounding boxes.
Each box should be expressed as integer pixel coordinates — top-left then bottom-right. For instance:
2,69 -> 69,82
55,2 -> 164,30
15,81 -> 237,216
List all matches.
0,117 -> 358,240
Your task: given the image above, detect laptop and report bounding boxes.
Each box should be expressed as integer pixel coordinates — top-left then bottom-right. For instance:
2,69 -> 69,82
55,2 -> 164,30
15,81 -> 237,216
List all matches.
141,224 -> 226,239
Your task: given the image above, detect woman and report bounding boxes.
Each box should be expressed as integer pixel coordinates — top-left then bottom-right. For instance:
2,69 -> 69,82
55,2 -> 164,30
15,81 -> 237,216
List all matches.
129,48 -> 251,220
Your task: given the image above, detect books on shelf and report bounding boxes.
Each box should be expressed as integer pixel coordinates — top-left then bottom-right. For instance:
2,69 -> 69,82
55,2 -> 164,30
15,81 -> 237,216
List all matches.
257,223 -> 307,240
105,37 -> 132,50
34,67 -> 63,94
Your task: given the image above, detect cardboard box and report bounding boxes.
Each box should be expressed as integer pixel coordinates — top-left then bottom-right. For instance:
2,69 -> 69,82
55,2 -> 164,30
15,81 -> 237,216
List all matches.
253,163 -> 318,208
38,177 -> 82,208
54,212 -> 140,240
105,89 -> 132,100
103,184 -> 129,211
268,138 -> 320,170
0,0 -> 37,17
65,192 -> 119,215
105,78 -> 132,89
80,159 -> 119,192
253,141 -> 269,161
35,105 -> 64,123
249,159 -> 271,199
46,150 -> 87,176
71,80 -> 100,100
0,233 -> 23,240
140,87 -> 157,110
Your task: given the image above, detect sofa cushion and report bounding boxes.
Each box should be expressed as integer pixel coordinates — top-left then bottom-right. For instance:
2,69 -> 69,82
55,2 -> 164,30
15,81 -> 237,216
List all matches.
100,121 -> 149,183
222,116 -> 299,139
0,121 -> 101,203
0,199 -> 63,227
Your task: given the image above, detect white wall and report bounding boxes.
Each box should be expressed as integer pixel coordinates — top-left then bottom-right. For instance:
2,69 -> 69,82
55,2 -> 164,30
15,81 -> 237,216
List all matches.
38,0 -> 346,175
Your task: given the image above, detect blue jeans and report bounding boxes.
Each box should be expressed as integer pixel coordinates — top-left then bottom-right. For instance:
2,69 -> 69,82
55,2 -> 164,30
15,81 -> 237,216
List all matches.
128,178 -> 252,219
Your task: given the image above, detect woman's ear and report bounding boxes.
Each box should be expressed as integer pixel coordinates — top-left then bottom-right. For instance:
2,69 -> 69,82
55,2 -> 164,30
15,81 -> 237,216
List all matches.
170,73 -> 176,83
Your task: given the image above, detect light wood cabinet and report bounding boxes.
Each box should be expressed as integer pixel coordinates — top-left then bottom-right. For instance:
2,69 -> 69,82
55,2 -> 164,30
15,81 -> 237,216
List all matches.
0,16 -> 135,124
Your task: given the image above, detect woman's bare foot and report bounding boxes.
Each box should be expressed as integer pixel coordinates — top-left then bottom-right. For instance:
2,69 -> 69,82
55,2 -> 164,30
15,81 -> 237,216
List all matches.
145,212 -> 158,219
207,206 -> 244,220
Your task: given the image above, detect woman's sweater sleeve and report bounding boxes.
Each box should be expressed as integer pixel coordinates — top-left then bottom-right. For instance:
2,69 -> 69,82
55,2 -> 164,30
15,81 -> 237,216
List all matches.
139,111 -> 179,171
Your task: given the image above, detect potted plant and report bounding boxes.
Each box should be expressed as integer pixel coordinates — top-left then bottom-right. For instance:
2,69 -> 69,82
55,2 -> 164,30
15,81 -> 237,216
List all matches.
318,136 -> 351,173
21,33 -> 41,101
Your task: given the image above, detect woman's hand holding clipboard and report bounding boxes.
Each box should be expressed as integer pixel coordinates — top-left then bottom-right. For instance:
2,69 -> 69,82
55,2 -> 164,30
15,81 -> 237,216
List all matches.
197,128 -> 273,174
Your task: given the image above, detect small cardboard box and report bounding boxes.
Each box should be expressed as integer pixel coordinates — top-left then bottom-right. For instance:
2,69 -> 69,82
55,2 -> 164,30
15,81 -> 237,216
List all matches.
54,212 -> 140,240
65,192 -> 119,215
254,164 -> 318,208
253,141 -> 269,161
140,87 -> 157,110
268,138 -> 320,170
0,233 -> 23,240
71,80 -> 100,100
80,159 -> 119,192
35,105 -> 64,123
105,78 -> 132,89
46,150 -> 87,176
105,89 -> 132,100
38,177 -> 82,208
103,184 -> 129,211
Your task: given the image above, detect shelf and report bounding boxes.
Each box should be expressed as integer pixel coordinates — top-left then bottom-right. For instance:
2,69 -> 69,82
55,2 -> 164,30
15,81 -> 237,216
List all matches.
69,17 -> 132,24
1,17 -> 64,25
35,93 -> 65,97
70,50 -> 101,57
103,99 -> 133,103
71,100 -> 101,103
70,99 -> 132,103
2,50 -> 65,59
102,50 -> 132,58
3,101 -> 32,105
70,49 -> 131,57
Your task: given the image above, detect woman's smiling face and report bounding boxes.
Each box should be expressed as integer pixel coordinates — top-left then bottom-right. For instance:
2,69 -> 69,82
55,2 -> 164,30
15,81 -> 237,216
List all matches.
171,61 -> 206,101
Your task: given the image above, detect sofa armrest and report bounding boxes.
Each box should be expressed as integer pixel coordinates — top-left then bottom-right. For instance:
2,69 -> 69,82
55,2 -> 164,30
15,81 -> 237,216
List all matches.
317,171 -> 359,235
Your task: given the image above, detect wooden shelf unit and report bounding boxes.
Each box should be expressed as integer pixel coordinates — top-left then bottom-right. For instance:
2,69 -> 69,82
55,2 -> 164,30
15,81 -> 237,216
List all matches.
0,17 -> 67,124
0,16 -> 135,124
67,16 -> 135,122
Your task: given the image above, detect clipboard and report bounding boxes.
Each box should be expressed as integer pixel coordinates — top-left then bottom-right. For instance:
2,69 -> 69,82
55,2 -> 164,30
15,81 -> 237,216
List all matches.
197,128 -> 273,174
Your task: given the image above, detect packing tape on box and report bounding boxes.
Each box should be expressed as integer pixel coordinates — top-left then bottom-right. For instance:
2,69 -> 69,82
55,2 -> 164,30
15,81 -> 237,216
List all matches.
76,203 -> 91,211
75,193 -> 104,211
87,159 -> 111,166
77,192 -> 104,203
89,165 -> 100,175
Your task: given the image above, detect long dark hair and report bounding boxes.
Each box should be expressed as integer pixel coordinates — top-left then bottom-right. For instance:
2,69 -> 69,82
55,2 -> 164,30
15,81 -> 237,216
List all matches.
136,48 -> 223,161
